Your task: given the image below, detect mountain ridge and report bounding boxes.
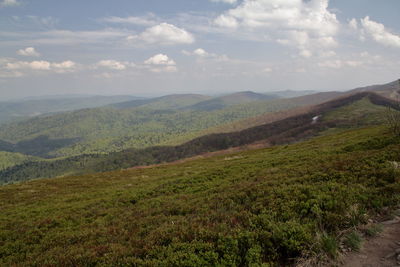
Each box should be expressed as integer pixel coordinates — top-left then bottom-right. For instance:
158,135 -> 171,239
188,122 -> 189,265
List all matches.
1,91 -> 396,184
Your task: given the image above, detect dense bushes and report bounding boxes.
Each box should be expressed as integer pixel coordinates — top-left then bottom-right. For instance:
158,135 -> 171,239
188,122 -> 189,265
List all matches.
0,126 -> 399,265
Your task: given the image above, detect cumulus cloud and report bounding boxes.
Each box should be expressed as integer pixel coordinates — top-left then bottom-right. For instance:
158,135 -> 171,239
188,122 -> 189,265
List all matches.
6,61 -> 51,70
213,0 -> 339,56
214,14 -> 239,28
96,60 -> 127,70
182,48 -> 218,58
5,60 -> 76,73
348,18 -> 358,30
17,47 -> 40,57
144,54 -> 177,72
214,0 -> 339,35
360,16 -> 400,48
127,23 -> 195,45
145,54 -> 176,65
193,48 -> 209,57
0,0 -> 20,7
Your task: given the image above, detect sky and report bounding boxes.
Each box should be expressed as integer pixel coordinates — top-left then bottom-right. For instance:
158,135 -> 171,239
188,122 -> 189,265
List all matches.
0,0 -> 399,99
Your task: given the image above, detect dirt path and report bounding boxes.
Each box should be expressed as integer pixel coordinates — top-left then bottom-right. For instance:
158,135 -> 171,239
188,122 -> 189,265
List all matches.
342,218 -> 400,267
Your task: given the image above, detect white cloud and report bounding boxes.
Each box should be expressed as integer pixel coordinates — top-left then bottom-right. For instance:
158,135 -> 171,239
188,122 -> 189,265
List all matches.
0,0 -> 20,7
102,15 -> 157,26
360,16 -> 400,48
127,23 -> 195,45
214,14 -> 238,28
182,48 -> 218,58
144,54 -> 176,65
214,0 -> 339,35
96,60 -> 127,70
6,60 -> 51,70
149,65 -> 178,73
5,60 -> 76,73
193,48 -> 209,57
210,0 -> 237,4
51,61 -> 76,73
213,0 -> 339,56
16,47 -> 40,57
348,18 -> 358,30
318,59 -> 363,69
144,54 -> 177,73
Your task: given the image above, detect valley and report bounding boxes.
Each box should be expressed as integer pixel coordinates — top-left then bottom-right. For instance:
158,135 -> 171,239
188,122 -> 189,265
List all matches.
0,79 -> 399,266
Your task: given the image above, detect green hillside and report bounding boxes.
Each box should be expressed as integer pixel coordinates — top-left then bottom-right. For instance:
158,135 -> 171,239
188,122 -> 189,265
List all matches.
186,91 -> 278,111
1,92 -> 395,184
0,95 -> 141,125
0,125 -> 398,265
0,92 -> 339,158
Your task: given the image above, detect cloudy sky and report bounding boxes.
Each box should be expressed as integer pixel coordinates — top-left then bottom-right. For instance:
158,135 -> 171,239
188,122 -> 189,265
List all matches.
0,0 -> 399,99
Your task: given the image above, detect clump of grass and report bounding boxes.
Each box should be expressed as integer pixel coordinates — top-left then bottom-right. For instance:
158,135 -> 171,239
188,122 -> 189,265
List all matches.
320,233 -> 339,259
364,224 -> 383,237
344,231 -> 362,251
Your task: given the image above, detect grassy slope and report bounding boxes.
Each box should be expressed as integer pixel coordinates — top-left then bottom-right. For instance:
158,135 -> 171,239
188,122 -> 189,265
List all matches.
322,97 -> 388,125
0,126 -> 399,265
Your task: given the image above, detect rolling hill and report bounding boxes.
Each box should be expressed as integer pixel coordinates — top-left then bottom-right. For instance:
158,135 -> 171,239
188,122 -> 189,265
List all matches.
0,95 -> 141,125
111,94 -> 211,110
0,124 -> 398,265
350,79 -> 400,99
1,92 -> 397,184
186,91 -> 278,111
0,91 -> 341,158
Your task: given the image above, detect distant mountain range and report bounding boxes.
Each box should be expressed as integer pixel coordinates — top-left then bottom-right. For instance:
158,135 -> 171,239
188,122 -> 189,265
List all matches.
0,90 -> 341,159
1,85 -> 398,184
0,95 -> 142,125
0,79 -> 398,184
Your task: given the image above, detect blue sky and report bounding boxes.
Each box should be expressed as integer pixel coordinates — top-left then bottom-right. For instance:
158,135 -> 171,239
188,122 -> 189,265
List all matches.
0,0 -> 399,99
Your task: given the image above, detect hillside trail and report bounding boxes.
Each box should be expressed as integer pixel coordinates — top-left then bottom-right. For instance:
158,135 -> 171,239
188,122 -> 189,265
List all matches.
341,217 -> 400,267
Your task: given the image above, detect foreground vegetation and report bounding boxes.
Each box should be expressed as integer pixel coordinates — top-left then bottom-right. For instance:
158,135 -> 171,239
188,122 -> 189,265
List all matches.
0,126 -> 399,265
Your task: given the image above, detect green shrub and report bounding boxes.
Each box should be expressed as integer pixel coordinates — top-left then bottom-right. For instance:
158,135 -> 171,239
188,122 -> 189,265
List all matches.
319,233 -> 338,259
364,224 -> 383,237
344,231 -> 362,251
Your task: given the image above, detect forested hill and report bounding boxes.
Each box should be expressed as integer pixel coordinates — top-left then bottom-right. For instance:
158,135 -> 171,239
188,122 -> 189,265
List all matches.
1,92 -> 397,184
0,95 -> 141,125
350,79 -> 400,99
185,91 -> 278,111
0,91 -> 340,158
